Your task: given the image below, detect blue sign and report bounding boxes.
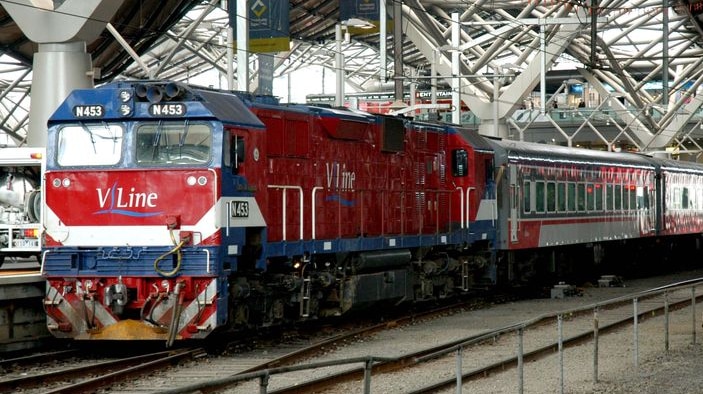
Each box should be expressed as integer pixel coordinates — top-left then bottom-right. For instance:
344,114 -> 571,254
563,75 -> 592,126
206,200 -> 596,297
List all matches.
230,0 -> 290,53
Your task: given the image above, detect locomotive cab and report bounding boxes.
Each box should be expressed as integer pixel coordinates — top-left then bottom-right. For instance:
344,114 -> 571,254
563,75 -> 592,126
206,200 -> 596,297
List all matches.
42,82 -> 267,342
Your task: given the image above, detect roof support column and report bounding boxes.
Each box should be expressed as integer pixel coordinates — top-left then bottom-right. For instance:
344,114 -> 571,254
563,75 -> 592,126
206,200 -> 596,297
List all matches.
451,13 -> 461,125
236,0 -> 249,92
335,24 -> 345,107
0,0 -> 123,147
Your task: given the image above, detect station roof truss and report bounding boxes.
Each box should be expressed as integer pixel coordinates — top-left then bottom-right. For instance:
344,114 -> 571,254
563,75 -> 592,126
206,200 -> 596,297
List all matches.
0,0 -> 702,154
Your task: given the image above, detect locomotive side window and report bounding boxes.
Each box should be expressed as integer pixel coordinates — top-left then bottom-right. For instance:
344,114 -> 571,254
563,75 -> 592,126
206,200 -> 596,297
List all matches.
57,123 -> 123,166
136,122 -> 211,166
452,149 -> 468,177
231,134 -> 245,174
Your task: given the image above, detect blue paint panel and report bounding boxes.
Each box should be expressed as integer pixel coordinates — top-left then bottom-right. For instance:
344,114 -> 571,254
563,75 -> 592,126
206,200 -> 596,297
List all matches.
262,225 -> 496,262
42,246 -> 221,277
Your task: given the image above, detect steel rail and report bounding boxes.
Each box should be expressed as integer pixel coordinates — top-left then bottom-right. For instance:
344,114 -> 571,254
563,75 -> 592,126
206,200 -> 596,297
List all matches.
0,347 -> 204,394
0,348 -> 78,369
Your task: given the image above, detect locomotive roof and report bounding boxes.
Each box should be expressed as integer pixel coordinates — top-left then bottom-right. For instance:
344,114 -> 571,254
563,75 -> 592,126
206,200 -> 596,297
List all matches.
450,126 -> 494,153
488,138 -> 656,169
48,81 -> 266,130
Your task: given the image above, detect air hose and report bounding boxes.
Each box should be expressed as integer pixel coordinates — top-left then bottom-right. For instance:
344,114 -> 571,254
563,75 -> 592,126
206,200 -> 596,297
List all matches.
166,281 -> 185,347
154,229 -> 186,277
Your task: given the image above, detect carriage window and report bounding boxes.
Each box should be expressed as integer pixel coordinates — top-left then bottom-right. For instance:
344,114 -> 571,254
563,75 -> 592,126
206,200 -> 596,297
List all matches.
682,187 -> 690,210
535,181 -> 545,212
567,183 -> 576,211
586,183 -> 596,211
628,186 -> 636,210
636,186 -> 648,209
136,122 -> 211,166
523,181 -> 531,213
606,185 -> 613,211
673,187 -> 681,209
546,182 -> 556,212
577,183 -> 586,212
614,185 -> 622,210
557,182 -> 566,212
57,123 -> 123,166
595,184 -> 603,211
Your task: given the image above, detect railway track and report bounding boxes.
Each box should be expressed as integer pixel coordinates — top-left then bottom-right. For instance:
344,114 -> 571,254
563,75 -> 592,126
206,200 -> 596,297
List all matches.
0,348 -> 79,370
0,294 -> 489,394
102,299 -> 488,393
5,274 -> 690,394
0,347 -> 204,394
147,279 -> 703,394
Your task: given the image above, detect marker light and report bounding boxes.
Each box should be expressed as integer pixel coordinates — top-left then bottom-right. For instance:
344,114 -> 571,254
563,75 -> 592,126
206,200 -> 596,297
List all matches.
23,229 -> 39,238
186,176 -> 197,186
30,152 -> 43,159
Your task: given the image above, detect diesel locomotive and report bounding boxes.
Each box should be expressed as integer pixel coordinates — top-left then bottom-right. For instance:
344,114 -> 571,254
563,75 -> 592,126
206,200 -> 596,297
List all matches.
41,81 -> 703,343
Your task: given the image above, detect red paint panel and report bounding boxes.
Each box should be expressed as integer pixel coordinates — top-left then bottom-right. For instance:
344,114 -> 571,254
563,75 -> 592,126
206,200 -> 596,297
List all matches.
507,215 -> 647,249
46,169 -> 217,226
662,212 -> 703,235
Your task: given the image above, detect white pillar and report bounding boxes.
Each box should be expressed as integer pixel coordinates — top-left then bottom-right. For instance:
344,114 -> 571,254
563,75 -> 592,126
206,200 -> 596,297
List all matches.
236,0 -> 249,92
451,12 -> 461,125
335,24 -> 345,107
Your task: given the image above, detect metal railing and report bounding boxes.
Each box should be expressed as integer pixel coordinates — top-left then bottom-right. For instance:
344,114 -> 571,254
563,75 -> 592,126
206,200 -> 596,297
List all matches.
157,277 -> 703,394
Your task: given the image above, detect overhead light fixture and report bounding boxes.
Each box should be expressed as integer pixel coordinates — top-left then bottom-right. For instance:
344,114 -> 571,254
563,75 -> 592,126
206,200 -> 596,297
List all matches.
438,45 -> 462,53
342,18 -> 376,29
30,0 -> 53,10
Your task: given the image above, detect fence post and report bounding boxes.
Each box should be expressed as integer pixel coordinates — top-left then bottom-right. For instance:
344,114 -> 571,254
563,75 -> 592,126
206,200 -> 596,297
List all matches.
518,326 -> 524,394
633,297 -> 639,370
558,314 -> 564,394
364,356 -> 373,394
593,306 -> 599,383
456,347 -> 463,394
664,291 -> 669,352
692,286 -> 697,345
259,371 -> 270,394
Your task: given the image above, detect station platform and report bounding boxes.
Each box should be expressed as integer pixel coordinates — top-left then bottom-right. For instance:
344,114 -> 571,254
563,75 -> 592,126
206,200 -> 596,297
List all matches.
0,266 -> 51,353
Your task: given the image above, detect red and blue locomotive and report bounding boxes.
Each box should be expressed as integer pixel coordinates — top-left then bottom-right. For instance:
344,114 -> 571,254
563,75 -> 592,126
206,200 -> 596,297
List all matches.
41,81 -> 496,342
41,81 -> 703,343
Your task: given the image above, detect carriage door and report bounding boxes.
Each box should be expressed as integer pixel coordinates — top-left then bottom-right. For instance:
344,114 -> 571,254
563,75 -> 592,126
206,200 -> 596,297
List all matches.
509,164 -> 519,243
